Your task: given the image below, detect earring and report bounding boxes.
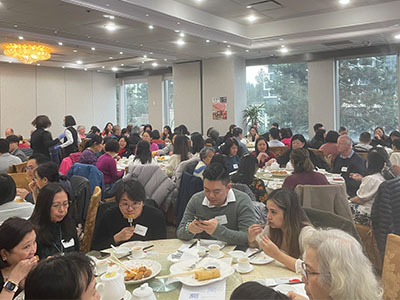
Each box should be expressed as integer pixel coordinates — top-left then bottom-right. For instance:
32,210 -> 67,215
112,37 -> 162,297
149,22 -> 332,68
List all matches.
1,256 -> 6,261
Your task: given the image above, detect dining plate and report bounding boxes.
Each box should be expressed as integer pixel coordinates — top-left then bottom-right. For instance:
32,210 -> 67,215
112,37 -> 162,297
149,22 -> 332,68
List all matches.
120,241 -> 149,250
198,239 -> 227,249
122,259 -> 161,284
169,257 -> 234,287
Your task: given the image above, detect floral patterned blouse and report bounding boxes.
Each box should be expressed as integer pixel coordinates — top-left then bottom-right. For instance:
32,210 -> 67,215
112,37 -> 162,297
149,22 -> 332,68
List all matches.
248,177 -> 268,204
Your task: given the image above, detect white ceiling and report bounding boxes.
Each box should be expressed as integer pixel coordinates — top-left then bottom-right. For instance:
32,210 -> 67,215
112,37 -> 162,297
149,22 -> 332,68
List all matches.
0,0 -> 399,73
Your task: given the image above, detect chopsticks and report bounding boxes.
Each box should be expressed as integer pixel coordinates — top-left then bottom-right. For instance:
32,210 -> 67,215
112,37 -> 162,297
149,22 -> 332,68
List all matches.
143,245 -> 154,251
106,254 -> 131,272
248,249 -> 263,258
188,240 -> 198,249
156,268 -> 202,279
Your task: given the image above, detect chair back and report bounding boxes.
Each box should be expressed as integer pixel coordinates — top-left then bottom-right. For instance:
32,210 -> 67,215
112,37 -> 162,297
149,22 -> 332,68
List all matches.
295,184 -> 353,220
382,233 -> 400,300
8,173 -> 32,191
269,146 -> 288,157
356,151 -> 368,160
69,175 -> 91,227
80,186 -> 101,253
356,224 -> 383,274
8,162 -> 27,173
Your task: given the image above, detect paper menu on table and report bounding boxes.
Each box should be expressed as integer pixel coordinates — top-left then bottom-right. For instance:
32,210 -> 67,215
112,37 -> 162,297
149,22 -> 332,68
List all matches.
261,277 -> 302,286
178,279 -> 226,300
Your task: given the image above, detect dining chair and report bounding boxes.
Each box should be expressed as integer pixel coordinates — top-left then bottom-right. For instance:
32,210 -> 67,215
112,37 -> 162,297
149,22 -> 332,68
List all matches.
80,186 -> 102,253
8,172 -> 32,191
8,161 -> 27,173
381,233 -> 400,300
355,224 -> 382,274
269,146 -> 288,157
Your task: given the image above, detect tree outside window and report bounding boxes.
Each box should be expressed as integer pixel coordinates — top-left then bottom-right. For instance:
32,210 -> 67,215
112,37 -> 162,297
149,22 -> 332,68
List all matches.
125,82 -> 149,125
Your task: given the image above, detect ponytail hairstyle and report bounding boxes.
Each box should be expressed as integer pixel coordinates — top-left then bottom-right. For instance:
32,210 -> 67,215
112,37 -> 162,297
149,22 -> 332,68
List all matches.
290,148 -> 314,173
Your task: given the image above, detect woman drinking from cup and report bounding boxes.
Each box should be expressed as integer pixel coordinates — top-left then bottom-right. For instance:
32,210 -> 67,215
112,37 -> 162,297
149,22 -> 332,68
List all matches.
92,179 -> 166,250
0,217 -> 38,300
252,136 -> 276,168
29,183 -> 79,259
248,189 -> 314,273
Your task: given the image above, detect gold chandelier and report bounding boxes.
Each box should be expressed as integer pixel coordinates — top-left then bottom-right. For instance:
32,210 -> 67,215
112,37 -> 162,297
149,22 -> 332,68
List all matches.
2,43 -> 52,64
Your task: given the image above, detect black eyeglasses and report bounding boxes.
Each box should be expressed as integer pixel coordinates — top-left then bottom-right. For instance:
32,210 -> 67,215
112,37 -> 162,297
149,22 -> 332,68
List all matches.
301,261 -> 320,281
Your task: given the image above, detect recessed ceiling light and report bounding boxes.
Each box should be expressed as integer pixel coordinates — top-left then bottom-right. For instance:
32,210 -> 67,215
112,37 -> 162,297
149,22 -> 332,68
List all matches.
8,61 -> 11,63
120,64 -> 124,66
279,38 -> 284,41
37,64 -> 40,66
87,36 -> 91,39
143,54 -> 147,58
145,14 -> 149,17
395,34 -> 400,39
227,45 -> 231,48
91,47 -> 95,50
54,30 -> 58,34
174,30 -> 180,33
76,60 -> 83,64
112,67 -> 118,72
62,66 -> 65,69
109,56 -> 113,59
179,32 -> 185,37
280,47 -> 289,53
73,49 -> 78,53
58,42 -> 63,46
97,70 -> 100,72
177,22 -> 181,25
142,61 -> 145,64
223,40 -> 227,43
152,62 -> 158,67
104,22 -> 117,31
84,68 -> 87,71
339,0 -> 350,5
224,50 -> 232,56
119,51 -> 123,55
13,24 -> 18,28
164,58 -> 167,61
206,39 -> 210,43
148,25 -> 154,30
18,36 -> 23,40
103,14 -> 115,19
139,44 -> 143,47
176,39 -> 185,46
102,66 -> 105,69
105,3 -> 110,7
245,49 -> 249,52
247,15 -> 257,22
246,5 -> 252,8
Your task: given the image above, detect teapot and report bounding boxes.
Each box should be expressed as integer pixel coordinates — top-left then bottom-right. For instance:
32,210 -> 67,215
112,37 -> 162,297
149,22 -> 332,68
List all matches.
96,267 -> 126,300
270,161 -> 280,170
132,283 -> 157,300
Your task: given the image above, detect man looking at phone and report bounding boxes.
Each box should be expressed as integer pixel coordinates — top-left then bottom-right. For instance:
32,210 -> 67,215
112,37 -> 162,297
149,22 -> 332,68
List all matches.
177,162 -> 256,245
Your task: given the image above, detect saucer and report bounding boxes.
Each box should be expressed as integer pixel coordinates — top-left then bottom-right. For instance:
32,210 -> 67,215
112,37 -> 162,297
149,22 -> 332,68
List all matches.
209,251 -> 224,259
101,290 -> 131,300
233,263 -> 254,274
128,252 -> 146,259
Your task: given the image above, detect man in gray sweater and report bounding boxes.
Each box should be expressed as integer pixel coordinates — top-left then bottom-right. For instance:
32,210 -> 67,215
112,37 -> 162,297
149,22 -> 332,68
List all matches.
176,162 -> 256,246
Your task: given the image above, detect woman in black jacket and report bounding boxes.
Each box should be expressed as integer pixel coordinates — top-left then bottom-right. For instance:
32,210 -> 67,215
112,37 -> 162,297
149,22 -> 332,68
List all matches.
30,115 -> 62,158
59,115 -> 80,157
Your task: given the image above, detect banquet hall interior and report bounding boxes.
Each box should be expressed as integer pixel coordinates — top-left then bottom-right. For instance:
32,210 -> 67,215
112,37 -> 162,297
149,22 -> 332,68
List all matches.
1,0 -> 400,299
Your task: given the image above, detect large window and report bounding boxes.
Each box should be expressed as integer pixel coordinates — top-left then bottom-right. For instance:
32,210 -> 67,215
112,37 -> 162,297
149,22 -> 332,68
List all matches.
246,63 -> 309,135
337,55 -> 398,140
125,81 -> 149,125
163,79 -> 174,128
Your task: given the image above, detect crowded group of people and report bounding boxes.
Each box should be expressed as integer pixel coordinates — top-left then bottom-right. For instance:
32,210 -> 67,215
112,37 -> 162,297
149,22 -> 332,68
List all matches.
0,116 -> 395,300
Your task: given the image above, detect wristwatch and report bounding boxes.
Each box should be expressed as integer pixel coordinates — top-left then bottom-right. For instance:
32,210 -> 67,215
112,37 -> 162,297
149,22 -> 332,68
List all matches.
3,280 -> 18,293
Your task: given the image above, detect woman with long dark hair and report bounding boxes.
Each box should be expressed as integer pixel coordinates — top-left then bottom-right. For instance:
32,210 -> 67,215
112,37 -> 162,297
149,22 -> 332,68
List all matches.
29,183 -> 79,259
101,122 -> 113,137
131,140 -> 157,166
221,137 -> 240,173
162,126 -> 173,142
248,189 -> 313,273
252,136 -> 276,168
117,136 -> 133,158
164,135 -> 191,177
190,132 -> 205,155
370,127 -> 390,148
0,217 -> 38,299
231,154 -> 267,203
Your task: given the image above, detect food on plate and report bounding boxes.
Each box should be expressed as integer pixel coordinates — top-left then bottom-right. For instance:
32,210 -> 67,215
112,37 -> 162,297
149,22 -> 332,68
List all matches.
271,170 -> 288,175
194,268 -> 221,281
157,156 -> 165,161
124,266 -> 152,281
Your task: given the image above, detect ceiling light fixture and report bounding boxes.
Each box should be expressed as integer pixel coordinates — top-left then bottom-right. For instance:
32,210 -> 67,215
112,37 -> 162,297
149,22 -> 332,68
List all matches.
120,64 -> 124,66
339,0 -> 350,5
102,66 -> 105,69
164,58 -> 167,61
227,45 -> 231,48
245,49 -> 249,52
280,47 -> 289,53
76,60 -> 83,64
179,32 -> 185,37
395,34 -> 400,39
58,42 -> 63,46
18,36 -> 24,40
91,47 -> 95,50
109,57 -> 113,59
73,49 -> 78,53
112,67 -> 118,72
247,15 -> 257,22
2,43 -> 52,64
152,62 -> 158,67
206,39 -> 210,43
224,50 -> 232,56
139,44 -> 143,47
104,22 -> 117,31
174,30 -> 180,33
148,25 -> 154,29
103,14 -> 115,19
223,40 -> 227,43
36,64 -> 40,66
84,68 -> 87,71
145,14 -> 149,17
13,24 -> 18,28
62,66 -> 65,69
149,52 -> 153,54
177,22 -> 181,25
246,5 -> 252,8
119,51 -> 123,54
176,39 -> 185,46
143,54 -> 147,58
141,61 -> 144,64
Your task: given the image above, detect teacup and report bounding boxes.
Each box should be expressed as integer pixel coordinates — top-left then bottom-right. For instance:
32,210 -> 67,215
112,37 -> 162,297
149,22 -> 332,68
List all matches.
132,246 -> 144,258
238,257 -> 250,272
114,246 -> 130,258
194,246 -> 207,257
228,250 -> 246,263
208,244 -> 222,258
96,269 -> 125,300
95,258 -> 109,275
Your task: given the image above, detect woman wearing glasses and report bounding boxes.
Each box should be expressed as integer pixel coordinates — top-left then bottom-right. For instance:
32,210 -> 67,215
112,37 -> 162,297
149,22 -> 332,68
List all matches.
29,183 -> 79,259
287,229 -> 382,300
92,179 -> 166,250
248,189 -> 314,273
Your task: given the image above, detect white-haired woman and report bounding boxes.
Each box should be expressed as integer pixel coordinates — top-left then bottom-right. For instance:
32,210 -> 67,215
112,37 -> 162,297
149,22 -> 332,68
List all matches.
288,229 -> 382,300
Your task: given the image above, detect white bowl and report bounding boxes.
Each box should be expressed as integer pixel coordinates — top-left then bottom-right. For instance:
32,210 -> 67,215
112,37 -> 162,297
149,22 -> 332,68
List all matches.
114,246 -> 130,258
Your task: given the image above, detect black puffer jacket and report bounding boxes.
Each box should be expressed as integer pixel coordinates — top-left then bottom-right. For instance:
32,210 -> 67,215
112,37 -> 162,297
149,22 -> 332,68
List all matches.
371,177 -> 400,258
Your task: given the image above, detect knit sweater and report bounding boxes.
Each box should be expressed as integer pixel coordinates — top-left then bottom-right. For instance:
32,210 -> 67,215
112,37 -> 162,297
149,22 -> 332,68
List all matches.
176,189 -> 256,245
96,153 -> 124,184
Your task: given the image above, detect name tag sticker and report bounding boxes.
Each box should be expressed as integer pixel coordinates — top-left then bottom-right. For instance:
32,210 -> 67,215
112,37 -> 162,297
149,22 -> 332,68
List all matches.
61,238 -> 75,248
215,215 -> 228,225
134,224 -> 148,236
341,166 -> 348,173
233,164 -> 239,170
